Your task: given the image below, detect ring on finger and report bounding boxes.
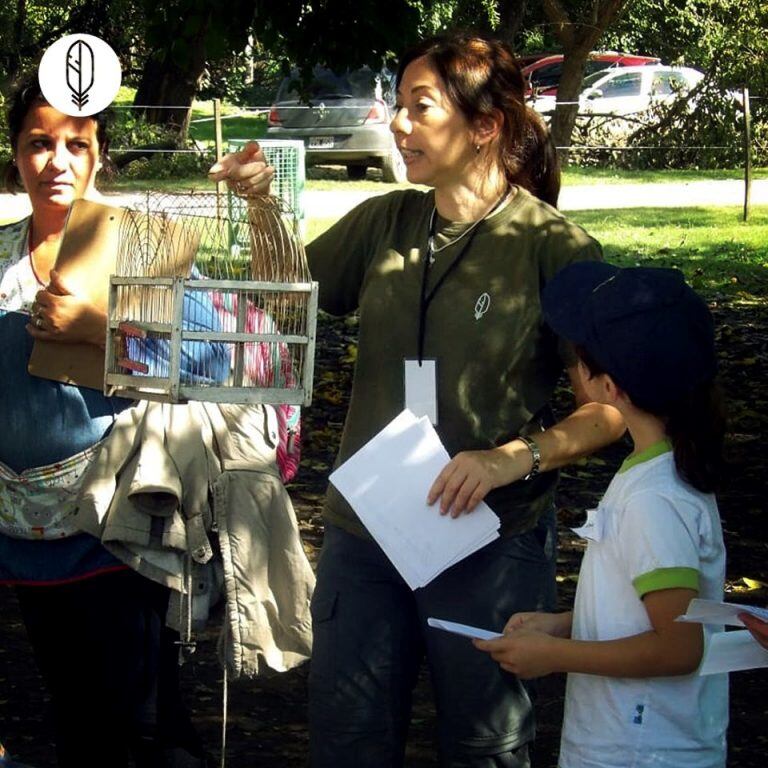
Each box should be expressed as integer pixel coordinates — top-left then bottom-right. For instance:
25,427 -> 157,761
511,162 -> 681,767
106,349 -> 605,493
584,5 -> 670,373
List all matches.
35,316 -> 44,329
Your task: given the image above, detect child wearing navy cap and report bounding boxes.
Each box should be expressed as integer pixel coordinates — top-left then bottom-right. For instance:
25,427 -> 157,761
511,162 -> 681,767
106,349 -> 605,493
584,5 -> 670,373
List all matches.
475,263 -> 728,768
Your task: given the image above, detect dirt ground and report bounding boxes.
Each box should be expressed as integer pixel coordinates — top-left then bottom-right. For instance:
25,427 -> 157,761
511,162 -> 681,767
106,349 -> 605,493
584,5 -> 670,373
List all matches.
2,298 -> 767,767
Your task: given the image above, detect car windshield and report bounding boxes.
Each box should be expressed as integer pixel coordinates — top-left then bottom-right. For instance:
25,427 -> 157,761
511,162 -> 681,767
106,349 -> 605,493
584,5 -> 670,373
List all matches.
581,71 -> 609,91
276,66 -> 395,103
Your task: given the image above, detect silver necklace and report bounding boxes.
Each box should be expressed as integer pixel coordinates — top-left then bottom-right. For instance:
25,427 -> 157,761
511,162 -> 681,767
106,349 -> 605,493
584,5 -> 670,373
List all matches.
427,190 -> 510,264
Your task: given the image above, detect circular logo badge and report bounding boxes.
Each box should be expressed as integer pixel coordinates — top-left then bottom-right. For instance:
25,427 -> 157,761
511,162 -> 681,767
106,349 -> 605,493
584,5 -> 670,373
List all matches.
38,34 -> 122,117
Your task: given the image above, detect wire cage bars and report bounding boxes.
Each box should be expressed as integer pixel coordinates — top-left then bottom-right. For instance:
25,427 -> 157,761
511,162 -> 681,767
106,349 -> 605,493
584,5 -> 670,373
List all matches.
104,191 -> 318,405
228,139 -> 306,234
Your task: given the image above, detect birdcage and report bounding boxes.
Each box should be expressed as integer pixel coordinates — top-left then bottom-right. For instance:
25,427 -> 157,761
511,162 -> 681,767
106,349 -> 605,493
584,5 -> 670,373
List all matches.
229,139 -> 306,233
104,191 -> 318,405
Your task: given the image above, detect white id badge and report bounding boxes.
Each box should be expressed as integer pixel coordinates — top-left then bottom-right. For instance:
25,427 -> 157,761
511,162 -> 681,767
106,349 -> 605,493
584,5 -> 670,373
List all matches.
404,359 -> 438,425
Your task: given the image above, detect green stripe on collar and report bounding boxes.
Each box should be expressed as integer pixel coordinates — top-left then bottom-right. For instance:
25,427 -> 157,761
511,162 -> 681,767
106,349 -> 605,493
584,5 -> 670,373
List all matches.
633,566 -> 700,598
619,438 -> 673,474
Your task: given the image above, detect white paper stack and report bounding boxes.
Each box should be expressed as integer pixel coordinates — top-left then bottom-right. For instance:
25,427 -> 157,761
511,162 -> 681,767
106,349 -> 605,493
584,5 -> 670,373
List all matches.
330,410 -> 500,589
676,599 -> 768,675
676,598 -> 768,627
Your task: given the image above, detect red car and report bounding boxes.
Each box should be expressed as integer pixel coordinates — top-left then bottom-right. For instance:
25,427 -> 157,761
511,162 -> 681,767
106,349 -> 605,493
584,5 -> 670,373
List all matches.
522,52 -> 660,97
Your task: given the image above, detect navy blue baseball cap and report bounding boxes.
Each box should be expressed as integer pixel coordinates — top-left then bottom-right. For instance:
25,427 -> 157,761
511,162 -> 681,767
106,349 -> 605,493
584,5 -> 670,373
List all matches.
541,262 -> 717,411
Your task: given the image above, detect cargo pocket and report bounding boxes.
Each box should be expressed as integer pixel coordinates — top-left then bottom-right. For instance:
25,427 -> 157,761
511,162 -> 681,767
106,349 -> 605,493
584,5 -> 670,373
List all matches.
308,589 -> 339,694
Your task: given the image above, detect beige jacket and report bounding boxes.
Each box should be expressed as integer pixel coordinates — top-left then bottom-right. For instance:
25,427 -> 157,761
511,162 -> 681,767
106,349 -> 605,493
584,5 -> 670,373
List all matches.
75,400 -> 314,678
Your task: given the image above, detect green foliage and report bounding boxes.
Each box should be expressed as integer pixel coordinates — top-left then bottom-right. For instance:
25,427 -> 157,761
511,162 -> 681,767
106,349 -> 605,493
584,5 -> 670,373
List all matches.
197,39 -> 286,107
109,107 -> 179,150
567,85 -> 756,171
603,0 -> 768,94
0,0 -> 142,88
116,150 -> 211,179
622,86 -> 754,170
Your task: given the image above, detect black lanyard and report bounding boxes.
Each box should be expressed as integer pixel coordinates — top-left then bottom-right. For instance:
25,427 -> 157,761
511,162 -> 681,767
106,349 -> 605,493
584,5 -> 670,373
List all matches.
417,220 -> 484,364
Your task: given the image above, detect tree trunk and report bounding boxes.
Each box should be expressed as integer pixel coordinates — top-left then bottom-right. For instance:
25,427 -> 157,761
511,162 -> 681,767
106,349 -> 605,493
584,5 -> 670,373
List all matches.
549,49 -> 592,163
3,0 -> 28,84
133,13 -> 211,142
541,0 -> 630,162
134,57 -> 204,141
497,0 -> 527,46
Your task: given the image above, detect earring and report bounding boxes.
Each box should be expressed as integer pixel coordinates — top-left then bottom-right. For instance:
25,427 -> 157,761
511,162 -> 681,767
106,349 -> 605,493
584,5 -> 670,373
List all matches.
475,144 -> 481,155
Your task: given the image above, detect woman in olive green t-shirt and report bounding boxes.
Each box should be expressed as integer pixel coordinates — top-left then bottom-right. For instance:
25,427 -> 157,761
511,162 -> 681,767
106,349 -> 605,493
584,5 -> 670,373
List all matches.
213,32 -> 625,768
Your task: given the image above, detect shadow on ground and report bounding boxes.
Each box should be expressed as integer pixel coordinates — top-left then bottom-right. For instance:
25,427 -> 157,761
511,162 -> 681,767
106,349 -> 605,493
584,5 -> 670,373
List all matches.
2,296 -> 767,767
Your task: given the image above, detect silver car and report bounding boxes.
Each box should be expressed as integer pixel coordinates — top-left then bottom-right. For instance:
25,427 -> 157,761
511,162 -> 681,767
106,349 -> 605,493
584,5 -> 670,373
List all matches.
266,66 -> 406,182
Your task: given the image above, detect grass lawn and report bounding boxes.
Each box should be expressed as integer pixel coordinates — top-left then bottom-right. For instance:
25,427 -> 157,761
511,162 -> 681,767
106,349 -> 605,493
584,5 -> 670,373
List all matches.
188,108 -> 268,145
306,205 -> 768,302
570,206 -> 768,300
112,86 -> 268,149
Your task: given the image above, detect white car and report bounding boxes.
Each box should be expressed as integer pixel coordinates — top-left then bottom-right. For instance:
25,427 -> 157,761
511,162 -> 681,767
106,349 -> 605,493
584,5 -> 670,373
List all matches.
532,65 -> 704,117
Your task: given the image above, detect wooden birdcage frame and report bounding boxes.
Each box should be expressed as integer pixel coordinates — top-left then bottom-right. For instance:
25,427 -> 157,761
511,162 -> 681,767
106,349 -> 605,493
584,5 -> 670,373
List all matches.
103,191 -> 318,406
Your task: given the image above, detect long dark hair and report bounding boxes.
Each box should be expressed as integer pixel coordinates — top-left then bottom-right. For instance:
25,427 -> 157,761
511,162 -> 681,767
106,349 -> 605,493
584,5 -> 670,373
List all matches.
576,345 -> 726,493
3,71 -> 112,193
396,33 -> 561,207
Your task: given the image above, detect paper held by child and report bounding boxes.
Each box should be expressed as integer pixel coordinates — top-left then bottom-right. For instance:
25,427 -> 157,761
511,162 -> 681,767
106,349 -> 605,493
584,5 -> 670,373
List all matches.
699,631 -> 768,675
427,618 -> 502,641
675,598 -> 768,627
329,409 -> 500,590
676,599 -> 768,675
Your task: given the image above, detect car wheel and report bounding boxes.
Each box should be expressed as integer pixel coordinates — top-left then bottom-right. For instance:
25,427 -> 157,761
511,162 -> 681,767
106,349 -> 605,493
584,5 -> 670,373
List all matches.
346,164 -> 367,181
381,146 -> 407,183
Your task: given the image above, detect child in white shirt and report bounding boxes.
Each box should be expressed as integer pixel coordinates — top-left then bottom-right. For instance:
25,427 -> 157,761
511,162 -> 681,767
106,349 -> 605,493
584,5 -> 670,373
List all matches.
476,263 -> 728,768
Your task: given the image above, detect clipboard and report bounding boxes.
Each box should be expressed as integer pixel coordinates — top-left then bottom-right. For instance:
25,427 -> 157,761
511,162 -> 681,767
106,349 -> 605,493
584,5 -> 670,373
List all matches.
27,198 -> 126,390
27,198 -> 200,391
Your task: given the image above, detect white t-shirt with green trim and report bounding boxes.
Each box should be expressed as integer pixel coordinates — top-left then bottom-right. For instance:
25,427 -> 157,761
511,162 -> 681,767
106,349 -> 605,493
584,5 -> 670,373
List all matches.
559,442 -> 727,768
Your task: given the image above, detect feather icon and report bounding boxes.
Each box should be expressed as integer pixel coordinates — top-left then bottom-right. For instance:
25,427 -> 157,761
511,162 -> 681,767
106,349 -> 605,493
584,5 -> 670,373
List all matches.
66,39 -> 95,111
474,292 -> 491,320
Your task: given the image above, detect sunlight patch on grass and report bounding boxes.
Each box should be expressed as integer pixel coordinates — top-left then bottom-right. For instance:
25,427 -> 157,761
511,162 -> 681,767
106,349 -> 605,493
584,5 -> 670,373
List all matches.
569,206 -> 768,299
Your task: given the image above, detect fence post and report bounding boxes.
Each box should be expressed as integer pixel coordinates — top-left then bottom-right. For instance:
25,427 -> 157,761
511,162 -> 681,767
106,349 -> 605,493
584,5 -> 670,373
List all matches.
213,98 -> 224,216
743,86 -> 752,223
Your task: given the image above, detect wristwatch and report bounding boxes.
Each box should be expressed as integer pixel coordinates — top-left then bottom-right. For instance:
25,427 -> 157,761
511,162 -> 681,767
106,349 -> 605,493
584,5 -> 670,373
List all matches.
517,435 -> 541,480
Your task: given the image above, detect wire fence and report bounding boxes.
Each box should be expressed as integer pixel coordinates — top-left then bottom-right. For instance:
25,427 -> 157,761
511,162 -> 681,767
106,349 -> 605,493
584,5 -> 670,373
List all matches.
0,92 -> 765,220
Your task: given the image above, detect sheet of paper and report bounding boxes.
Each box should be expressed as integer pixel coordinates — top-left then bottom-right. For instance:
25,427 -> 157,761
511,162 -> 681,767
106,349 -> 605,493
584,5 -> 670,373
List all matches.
427,618 -> 502,641
676,598 -> 768,627
699,630 -> 768,675
330,410 -> 500,589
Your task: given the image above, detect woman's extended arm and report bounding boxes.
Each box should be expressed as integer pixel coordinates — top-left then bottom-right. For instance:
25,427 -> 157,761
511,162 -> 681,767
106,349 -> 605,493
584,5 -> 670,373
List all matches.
428,365 -> 626,516
475,588 -> 703,680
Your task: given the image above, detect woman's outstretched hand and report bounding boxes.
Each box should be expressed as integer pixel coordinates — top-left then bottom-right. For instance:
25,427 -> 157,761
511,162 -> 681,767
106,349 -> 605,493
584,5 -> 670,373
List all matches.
427,441 -> 534,517
27,270 -> 107,348
208,140 -> 274,196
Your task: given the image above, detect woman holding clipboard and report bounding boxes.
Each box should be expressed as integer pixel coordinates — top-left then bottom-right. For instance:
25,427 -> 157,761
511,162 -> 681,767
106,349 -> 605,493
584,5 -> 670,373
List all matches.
0,75 -> 210,768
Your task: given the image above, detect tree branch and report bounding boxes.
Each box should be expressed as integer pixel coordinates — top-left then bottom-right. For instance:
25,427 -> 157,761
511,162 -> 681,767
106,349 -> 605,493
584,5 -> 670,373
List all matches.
541,0 -> 574,50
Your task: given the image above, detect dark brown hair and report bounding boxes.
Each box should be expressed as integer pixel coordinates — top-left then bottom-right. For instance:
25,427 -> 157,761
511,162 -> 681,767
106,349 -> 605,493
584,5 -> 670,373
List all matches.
575,344 -> 726,494
3,72 -> 112,193
396,33 -> 561,207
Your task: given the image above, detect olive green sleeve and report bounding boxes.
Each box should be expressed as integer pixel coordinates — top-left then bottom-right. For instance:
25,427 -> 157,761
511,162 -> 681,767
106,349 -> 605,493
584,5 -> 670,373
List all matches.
306,193 -> 396,316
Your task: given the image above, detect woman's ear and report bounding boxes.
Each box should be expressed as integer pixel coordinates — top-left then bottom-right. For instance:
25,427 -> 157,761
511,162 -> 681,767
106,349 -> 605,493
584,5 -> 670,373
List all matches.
472,109 -> 503,149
